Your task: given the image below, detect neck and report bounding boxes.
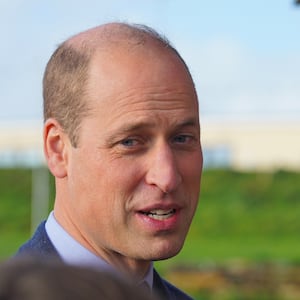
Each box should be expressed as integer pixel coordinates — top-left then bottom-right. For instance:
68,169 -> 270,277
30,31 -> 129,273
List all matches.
92,247 -> 152,282
53,206 -> 152,281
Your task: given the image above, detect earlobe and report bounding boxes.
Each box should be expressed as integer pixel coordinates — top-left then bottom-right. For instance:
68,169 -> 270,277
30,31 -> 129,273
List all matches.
44,118 -> 69,178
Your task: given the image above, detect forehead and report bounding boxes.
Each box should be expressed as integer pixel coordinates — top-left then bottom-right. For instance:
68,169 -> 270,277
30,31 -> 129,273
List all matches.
85,43 -> 198,127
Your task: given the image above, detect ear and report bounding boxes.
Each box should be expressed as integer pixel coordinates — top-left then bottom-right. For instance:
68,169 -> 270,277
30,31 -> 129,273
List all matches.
43,118 -> 70,178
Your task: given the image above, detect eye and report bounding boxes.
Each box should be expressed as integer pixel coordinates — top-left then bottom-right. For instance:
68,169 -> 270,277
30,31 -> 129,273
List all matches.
172,134 -> 192,144
120,138 -> 139,147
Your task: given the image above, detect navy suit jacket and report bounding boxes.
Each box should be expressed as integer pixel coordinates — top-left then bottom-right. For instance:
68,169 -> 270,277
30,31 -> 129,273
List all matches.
17,222 -> 193,300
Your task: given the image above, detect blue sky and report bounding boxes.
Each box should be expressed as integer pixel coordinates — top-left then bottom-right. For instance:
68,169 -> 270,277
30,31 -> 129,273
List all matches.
1,0 -> 300,123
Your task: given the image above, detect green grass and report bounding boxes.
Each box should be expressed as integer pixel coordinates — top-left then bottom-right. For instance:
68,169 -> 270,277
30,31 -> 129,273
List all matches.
1,168 -> 300,264
0,231 -> 31,259
1,167 -> 299,299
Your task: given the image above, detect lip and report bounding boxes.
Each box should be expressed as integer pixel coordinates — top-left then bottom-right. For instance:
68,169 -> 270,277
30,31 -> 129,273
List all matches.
135,203 -> 182,232
137,202 -> 182,212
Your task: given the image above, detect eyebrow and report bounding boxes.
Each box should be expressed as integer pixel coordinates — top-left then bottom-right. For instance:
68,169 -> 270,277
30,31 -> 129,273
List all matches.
117,121 -> 155,134
173,118 -> 199,130
102,117 -> 199,147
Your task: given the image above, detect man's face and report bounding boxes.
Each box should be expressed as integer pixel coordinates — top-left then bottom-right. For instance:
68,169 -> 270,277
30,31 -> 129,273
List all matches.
63,44 -> 203,263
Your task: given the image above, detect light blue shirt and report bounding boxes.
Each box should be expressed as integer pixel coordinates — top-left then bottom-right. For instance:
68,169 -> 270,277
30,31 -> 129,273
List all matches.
45,211 -> 153,289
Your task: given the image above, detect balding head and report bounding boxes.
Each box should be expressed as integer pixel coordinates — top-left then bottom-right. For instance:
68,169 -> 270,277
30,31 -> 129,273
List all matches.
67,22 -> 170,50
43,22 -> 192,146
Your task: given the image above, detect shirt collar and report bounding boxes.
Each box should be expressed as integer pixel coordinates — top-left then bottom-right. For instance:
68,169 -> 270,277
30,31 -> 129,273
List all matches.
45,211 -> 153,289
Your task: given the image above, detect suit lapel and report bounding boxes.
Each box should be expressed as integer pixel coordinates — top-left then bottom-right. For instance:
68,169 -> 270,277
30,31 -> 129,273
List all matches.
153,269 -> 173,299
17,221 -> 60,259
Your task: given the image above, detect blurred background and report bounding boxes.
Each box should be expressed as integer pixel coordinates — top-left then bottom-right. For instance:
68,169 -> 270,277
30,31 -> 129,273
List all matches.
0,1 -> 299,299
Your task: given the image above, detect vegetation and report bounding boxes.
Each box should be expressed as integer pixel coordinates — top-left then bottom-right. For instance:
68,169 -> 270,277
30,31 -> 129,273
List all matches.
164,169 -> 300,264
0,168 -> 299,299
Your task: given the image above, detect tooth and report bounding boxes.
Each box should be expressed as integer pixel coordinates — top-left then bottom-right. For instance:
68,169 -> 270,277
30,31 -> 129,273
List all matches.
146,209 -> 175,220
150,213 -> 172,220
149,209 -> 174,215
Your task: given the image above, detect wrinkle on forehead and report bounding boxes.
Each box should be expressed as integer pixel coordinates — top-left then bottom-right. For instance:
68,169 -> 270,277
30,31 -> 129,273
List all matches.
97,84 -> 197,106
88,83 -> 198,121
94,95 -> 199,133
85,54 -> 198,126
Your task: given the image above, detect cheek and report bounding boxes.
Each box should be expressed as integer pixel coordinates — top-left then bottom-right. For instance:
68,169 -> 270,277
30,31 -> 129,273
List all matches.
181,154 -> 202,185
68,152 -> 108,215
84,159 -> 145,214
105,158 -> 145,189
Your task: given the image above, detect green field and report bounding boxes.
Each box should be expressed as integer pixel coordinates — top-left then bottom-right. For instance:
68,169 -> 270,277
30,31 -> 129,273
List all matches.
183,169 -> 300,259
1,168 -> 299,299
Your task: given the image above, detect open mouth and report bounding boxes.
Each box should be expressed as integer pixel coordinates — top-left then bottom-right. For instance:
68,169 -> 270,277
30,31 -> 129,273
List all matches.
140,209 -> 176,220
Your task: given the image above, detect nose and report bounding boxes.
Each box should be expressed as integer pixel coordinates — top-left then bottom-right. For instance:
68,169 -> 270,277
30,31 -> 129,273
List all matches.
145,142 -> 182,193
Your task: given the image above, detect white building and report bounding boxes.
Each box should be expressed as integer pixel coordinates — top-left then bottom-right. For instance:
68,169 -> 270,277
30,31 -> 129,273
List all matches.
0,121 -> 44,167
201,117 -> 300,171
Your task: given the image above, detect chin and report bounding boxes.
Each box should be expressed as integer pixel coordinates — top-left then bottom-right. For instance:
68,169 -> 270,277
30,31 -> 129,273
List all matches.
148,240 -> 184,261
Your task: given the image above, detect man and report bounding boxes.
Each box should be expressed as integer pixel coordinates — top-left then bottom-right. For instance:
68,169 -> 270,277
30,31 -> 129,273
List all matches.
17,22 -> 203,299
